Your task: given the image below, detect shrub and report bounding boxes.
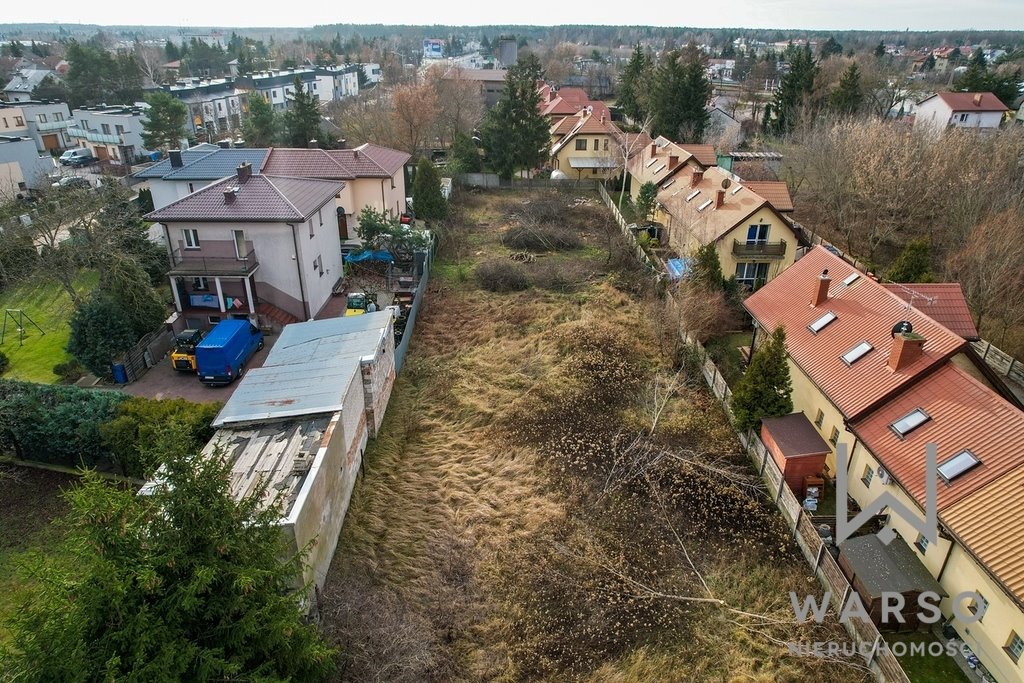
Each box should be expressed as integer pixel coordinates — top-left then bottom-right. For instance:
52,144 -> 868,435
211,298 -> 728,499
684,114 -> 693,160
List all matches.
532,261 -> 583,293
52,359 -> 85,383
501,225 -> 582,252
0,351 -> 8,375
475,260 -> 530,292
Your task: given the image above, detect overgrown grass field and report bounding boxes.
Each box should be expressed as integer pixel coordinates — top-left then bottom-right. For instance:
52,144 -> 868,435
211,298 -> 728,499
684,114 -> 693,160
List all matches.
319,190 -> 867,682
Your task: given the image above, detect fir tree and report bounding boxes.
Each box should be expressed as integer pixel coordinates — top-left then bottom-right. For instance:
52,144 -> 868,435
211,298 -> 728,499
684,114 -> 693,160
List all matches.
449,131 -> 482,173
731,326 -> 793,432
634,181 -> 658,222
283,76 -> 323,148
618,43 -> 652,122
885,239 -> 934,283
690,242 -> 725,292
765,44 -> 817,136
142,91 -> 188,150
649,42 -> 711,141
242,92 -> 278,147
411,157 -> 447,221
829,63 -> 863,117
819,37 -> 843,59
480,53 -> 549,180
873,41 -> 886,58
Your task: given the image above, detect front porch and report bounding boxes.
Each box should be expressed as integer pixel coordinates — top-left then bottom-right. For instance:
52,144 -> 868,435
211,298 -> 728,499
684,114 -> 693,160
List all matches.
169,272 -> 259,330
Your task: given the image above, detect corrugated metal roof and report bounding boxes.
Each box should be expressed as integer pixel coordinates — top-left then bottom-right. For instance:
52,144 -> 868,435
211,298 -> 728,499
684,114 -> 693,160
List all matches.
743,247 -> 966,418
944,464 -> 1024,604
261,148 -> 355,180
850,362 -> 1024,511
881,283 -> 979,340
267,312 -> 392,366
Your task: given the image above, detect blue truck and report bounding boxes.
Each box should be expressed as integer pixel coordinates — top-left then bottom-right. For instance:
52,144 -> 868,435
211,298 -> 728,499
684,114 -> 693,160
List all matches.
195,319 -> 264,387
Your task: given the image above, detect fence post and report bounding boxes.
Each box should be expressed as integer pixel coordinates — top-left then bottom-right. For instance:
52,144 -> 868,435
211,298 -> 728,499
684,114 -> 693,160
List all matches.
815,541 -> 825,568
759,447 -> 769,475
868,634 -> 882,665
983,341 -> 991,360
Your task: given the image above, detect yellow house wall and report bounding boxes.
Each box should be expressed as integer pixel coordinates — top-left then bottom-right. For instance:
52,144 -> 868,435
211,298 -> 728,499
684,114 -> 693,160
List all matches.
780,353 -> 850,478
714,208 -> 797,283
949,352 -> 997,390
552,134 -> 617,180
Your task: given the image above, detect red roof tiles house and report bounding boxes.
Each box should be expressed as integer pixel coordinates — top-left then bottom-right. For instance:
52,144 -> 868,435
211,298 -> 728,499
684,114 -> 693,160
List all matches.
259,148 -> 355,180
881,283 -> 979,340
146,174 -> 344,222
926,92 -> 1009,113
743,246 -> 966,419
743,181 -> 794,212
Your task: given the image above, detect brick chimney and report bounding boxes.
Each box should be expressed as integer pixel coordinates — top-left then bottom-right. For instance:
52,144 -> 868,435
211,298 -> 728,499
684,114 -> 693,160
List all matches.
888,333 -> 926,372
690,170 -> 704,187
169,149 -> 183,167
812,269 -> 831,306
972,93 -> 982,106
236,162 -> 252,182
650,142 -> 658,157
716,189 -> 726,208
668,155 -> 679,169
223,186 -> 238,203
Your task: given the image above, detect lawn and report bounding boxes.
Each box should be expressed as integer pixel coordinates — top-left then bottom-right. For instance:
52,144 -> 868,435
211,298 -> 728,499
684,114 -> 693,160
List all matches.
0,272 -> 97,383
885,632 -> 972,683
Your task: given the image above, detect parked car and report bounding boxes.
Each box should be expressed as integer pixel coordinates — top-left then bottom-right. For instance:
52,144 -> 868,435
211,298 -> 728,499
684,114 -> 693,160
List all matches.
170,328 -> 205,372
58,148 -> 97,167
195,319 -> 263,386
51,176 -> 92,190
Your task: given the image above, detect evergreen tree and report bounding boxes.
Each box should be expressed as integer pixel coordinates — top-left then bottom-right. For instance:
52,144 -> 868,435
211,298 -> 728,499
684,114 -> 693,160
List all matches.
649,43 -> 711,141
947,47 -> 963,67
142,91 -> 188,150
30,75 -> 70,102
765,44 -> 817,136
7,40 -> 24,58
411,157 -> 447,221
873,41 -> 886,58
634,181 -> 658,222
480,53 -> 549,180
164,39 -> 180,61
618,43 -> 652,122
284,76 -> 323,147
242,93 -> 279,147
922,54 -> 936,71
731,326 -> 793,432
957,48 -> 990,92
885,239 -> 934,282
690,242 -> 725,292
829,63 -> 863,116
65,41 -> 143,108
0,425 -> 337,680
819,36 -> 843,59
448,131 -> 482,173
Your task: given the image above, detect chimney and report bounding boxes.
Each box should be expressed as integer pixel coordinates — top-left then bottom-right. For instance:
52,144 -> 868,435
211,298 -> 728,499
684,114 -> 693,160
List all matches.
972,93 -> 982,106
690,170 -> 704,187
338,138 -> 347,149
308,138 -> 318,149
888,333 -> 926,372
650,143 -> 658,157
169,150 -> 183,167
716,189 -> 725,208
812,269 -> 831,306
600,111 -> 605,123
668,155 -> 679,169
236,162 -> 252,182
223,186 -> 238,203
353,149 -> 360,159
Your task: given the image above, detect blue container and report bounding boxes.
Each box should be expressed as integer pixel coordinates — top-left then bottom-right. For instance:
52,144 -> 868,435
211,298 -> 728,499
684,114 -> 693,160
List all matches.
111,363 -> 128,384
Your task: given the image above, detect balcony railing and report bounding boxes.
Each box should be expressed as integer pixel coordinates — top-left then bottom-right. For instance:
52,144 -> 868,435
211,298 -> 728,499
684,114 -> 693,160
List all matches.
35,119 -> 71,132
169,248 -> 259,276
66,126 -> 123,145
733,239 -> 787,258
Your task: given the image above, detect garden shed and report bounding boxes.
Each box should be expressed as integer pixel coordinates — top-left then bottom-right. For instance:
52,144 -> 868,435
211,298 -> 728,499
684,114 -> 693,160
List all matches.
760,412 -> 830,498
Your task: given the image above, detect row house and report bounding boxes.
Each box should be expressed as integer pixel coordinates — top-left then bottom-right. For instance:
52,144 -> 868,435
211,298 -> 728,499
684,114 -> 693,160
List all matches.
145,163 -> 345,329
548,109 -> 626,181
0,100 -> 73,153
538,83 -> 610,126
236,69 -> 320,111
68,105 -> 148,164
0,135 -> 56,196
155,78 -> 251,141
744,247 -> 1024,683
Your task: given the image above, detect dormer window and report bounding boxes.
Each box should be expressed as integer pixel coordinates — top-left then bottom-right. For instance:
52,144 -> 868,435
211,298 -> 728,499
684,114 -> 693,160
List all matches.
891,408 -> 930,437
937,449 -> 981,483
841,341 -> 873,366
808,311 -> 837,334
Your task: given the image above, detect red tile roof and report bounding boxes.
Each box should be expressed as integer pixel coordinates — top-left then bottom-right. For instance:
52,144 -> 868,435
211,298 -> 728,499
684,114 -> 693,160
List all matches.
260,145 -> 409,180
743,247 -> 966,419
538,84 -> 611,120
930,91 -> 1009,112
882,283 -> 979,340
743,181 -> 794,212
350,143 -> 410,176
850,362 -> 1024,511
685,144 -> 718,167
146,175 -> 344,222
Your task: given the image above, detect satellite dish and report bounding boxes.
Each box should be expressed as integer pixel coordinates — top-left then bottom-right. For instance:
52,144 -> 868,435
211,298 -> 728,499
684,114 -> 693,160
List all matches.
891,320 -> 913,338
721,178 -> 732,189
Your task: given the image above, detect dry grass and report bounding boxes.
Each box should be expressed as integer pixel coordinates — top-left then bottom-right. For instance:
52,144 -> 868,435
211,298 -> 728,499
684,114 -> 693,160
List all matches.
320,190 -> 867,682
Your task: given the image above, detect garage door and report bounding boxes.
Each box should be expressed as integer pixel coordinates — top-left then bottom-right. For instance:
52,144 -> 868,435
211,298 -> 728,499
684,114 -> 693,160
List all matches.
41,134 -> 59,151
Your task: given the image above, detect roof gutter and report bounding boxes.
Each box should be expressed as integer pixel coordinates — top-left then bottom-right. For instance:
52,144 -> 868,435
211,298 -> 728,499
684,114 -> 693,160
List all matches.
288,223 -> 310,321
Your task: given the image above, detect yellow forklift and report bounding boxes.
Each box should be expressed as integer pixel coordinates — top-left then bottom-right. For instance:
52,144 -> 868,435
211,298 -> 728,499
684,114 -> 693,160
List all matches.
170,328 -> 205,372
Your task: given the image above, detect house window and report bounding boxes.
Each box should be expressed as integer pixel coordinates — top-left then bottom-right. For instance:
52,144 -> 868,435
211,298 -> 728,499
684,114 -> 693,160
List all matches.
808,311 -> 837,334
958,113 -> 968,122
233,230 -> 246,259
593,138 -> 599,151
603,138 -> 609,151
188,182 -> 195,193
841,341 -> 874,366
814,409 -> 824,428
37,113 -> 47,123
2,117 -> 7,128
862,465 -> 874,487
217,101 -> 223,112
309,218 -> 315,238
747,224 -> 770,244
575,139 -> 587,151
192,277 -> 209,291
182,228 -> 200,249
1006,632 -> 1024,663
937,449 -> 982,483
891,408 -> 930,437
735,262 -> 769,289
315,254 -> 324,276
828,427 -> 840,446
115,125 -> 125,135
914,533 -> 929,554
968,592 -> 988,620
318,208 -> 323,226
101,123 -> 111,134
14,116 -> 23,126
54,112 -> 63,121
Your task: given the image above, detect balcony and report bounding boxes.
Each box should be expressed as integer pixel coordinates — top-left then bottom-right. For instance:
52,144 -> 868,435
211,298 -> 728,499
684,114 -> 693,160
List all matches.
733,239 -> 787,258
169,248 -> 259,276
35,119 -> 71,132
66,126 -> 123,145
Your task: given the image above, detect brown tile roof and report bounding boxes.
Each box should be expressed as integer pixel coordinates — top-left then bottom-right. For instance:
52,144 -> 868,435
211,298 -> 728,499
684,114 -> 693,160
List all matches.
145,175 -> 344,223
550,111 -> 623,157
626,136 -> 716,191
260,145 -> 409,180
929,91 -> 1009,112
743,181 -> 794,212
743,247 -> 966,419
761,413 -> 830,458
850,362 -> 1024,510
350,143 -> 410,176
685,144 -> 718,167
882,283 -> 979,340
538,84 -> 611,120
944,464 -> 1024,604
658,166 -> 776,246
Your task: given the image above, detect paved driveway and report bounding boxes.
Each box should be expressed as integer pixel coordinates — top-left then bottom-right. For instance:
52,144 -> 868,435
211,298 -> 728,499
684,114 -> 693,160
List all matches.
119,333 -> 276,404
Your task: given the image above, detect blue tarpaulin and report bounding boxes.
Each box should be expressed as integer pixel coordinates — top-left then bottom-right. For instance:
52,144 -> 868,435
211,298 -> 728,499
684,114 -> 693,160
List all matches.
666,258 -> 691,281
345,250 -> 394,263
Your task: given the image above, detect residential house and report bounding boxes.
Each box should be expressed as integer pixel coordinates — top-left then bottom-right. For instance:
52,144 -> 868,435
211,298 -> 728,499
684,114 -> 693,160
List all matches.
362,63 -> 382,85
0,135 -> 56,196
316,64 -> 361,100
706,106 -> 744,147
538,84 -> 610,125
448,68 -> 506,108
134,145 -> 269,210
548,109 -> 624,180
155,78 -> 250,140
744,247 -> 1024,683
3,68 -> 56,102
145,163 -> 345,328
626,136 -> 718,205
915,92 -> 1008,135
68,105 -> 149,164
0,101 -> 73,153
237,69 -> 320,111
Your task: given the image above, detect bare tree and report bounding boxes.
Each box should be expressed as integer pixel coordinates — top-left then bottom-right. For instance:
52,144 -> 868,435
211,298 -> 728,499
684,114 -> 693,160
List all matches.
391,83 -> 439,156
425,65 -> 484,147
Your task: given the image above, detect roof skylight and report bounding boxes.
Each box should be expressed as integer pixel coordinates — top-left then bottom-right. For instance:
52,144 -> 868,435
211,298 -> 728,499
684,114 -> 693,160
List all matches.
653,164 -> 666,174
842,272 -> 861,286
662,179 -> 676,189
937,449 -> 981,483
890,408 -> 930,437
808,311 -> 837,334
731,184 -> 742,194
686,189 -> 700,202
841,341 -> 873,366
696,199 -> 714,212
645,158 -> 658,168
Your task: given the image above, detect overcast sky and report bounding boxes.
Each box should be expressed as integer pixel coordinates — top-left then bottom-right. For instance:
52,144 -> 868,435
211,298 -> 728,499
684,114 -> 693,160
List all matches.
4,0 -> 1023,32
